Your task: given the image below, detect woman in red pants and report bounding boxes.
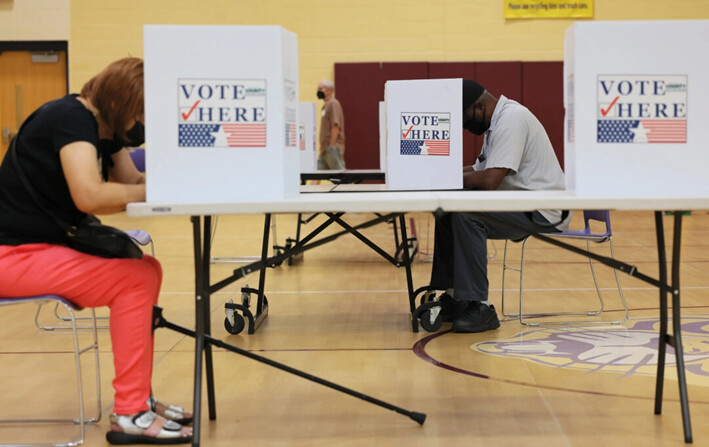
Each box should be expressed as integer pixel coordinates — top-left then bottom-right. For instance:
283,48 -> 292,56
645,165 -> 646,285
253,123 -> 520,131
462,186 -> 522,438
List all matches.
0,57 -> 192,445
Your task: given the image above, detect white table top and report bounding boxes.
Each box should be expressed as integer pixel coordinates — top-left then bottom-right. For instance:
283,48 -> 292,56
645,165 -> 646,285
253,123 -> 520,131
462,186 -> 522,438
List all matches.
126,188 -> 709,217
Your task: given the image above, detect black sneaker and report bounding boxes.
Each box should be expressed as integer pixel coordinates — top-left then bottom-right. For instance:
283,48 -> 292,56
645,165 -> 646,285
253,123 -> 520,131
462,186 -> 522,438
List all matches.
439,293 -> 468,323
451,301 -> 501,333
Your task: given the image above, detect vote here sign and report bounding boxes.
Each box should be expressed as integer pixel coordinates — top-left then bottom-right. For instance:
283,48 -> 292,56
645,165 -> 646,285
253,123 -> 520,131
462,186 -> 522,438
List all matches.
178,78 -> 267,148
400,112 -> 451,156
597,74 -> 687,144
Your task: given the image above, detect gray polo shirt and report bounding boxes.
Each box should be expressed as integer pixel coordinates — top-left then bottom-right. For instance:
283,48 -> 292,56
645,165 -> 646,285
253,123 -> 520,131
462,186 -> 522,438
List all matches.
473,95 -> 569,229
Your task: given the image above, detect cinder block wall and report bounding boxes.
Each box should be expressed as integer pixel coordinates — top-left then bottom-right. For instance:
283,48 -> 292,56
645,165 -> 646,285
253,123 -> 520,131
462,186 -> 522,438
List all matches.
0,0 -> 70,41
66,0 -> 709,102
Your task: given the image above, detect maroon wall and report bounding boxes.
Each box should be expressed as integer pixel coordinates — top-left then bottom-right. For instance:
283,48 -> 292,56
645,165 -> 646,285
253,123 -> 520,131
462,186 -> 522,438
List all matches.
521,62 -> 564,167
334,60 -> 564,170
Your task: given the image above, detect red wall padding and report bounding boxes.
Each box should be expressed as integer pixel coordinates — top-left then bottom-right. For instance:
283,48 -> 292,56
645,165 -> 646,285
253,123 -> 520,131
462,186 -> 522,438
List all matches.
427,62 -> 522,166
334,61 -> 563,170
333,63 -> 382,169
521,61 -> 564,168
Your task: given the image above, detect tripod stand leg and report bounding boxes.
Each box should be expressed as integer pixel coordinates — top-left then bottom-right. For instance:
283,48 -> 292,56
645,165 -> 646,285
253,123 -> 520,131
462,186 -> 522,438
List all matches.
152,306 -> 426,425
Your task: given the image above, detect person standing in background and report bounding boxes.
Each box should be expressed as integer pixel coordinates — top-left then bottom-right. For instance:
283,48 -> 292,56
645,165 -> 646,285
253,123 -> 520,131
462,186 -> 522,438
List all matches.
317,79 -> 346,170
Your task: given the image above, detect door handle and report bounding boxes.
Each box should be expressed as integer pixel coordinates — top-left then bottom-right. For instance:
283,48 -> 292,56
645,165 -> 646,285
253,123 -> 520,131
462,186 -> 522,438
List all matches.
2,127 -> 17,144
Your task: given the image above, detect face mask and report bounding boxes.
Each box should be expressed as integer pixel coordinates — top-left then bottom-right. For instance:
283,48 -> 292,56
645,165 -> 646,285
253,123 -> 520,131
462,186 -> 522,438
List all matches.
317,90 -> 325,100
464,104 -> 489,135
115,122 -> 145,147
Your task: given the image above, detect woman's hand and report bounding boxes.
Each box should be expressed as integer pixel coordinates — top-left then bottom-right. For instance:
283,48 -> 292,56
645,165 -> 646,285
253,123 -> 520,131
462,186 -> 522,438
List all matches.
109,148 -> 146,185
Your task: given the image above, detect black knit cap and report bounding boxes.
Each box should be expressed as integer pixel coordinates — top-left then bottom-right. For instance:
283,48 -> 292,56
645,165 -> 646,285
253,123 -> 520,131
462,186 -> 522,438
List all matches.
462,79 -> 485,113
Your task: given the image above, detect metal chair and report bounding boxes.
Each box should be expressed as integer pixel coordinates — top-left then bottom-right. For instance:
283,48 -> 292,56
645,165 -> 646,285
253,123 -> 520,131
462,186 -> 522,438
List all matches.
501,210 -> 629,326
0,295 -> 102,447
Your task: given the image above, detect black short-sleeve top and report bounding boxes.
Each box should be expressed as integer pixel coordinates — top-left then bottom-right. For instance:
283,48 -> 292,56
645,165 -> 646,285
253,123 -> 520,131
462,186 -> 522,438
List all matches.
0,95 -> 100,245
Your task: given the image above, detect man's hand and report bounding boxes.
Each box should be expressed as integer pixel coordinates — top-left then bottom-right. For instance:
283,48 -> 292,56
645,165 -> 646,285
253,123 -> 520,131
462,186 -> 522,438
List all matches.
463,167 -> 509,190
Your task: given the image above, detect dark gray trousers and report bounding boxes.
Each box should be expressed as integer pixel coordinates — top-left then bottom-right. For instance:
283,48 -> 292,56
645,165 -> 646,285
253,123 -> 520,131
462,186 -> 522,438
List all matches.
429,211 -> 562,302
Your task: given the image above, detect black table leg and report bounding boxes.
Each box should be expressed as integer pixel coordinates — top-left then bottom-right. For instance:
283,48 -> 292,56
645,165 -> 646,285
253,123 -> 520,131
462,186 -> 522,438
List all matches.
256,214 -> 271,317
398,215 -> 416,314
203,216 -> 217,421
190,216 -> 205,447
671,213 -> 692,443
654,211 -> 668,415
653,211 -> 692,443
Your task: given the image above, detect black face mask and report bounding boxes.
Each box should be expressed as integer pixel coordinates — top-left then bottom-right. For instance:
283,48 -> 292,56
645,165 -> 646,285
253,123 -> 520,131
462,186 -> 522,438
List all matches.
316,90 -> 325,100
115,122 -> 145,147
463,104 -> 489,135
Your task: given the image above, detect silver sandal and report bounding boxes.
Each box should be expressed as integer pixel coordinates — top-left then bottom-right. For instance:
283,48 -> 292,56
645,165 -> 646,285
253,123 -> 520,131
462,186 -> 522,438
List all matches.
148,395 -> 194,425
106,410 -> 192,445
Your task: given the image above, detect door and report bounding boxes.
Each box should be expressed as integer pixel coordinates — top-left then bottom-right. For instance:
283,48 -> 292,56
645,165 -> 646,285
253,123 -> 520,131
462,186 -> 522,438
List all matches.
0,49 -> 67,161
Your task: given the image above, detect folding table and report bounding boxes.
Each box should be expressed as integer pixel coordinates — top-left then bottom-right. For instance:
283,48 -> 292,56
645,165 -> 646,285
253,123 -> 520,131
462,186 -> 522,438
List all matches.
127,189 -> 708,446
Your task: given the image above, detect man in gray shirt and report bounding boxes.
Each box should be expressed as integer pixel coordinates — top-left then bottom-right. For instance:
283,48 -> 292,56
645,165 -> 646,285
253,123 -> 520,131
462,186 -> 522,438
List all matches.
429,79 -> 570,333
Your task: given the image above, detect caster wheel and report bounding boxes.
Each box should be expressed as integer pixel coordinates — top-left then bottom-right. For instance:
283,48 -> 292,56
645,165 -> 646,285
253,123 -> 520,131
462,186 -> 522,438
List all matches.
420,307 -> 443,332
224,313 -> 246,334
419,289 -> 437,306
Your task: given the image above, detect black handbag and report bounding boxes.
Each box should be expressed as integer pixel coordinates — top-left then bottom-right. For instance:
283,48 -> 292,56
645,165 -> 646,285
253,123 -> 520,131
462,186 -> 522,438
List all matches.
8,129 -> 143,259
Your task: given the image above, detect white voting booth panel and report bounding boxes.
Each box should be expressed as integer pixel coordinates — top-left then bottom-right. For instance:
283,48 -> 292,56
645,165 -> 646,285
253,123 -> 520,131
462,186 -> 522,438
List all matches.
379,101 -> 387,173
385,79 -> 463,191
144,25 -> 299,203
565,20 -> 709,198
298,102 -> 317,173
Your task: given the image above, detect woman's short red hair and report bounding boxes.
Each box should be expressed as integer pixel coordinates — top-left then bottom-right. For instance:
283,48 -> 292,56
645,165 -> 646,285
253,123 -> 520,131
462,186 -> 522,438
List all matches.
80,57 -> 144,141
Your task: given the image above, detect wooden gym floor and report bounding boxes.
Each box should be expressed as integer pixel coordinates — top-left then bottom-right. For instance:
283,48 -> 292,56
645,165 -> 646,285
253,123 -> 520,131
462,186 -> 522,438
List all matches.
2,210 -> 709,446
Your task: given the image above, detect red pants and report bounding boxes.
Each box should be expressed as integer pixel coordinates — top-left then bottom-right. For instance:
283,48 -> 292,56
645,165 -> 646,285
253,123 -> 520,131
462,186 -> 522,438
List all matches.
0,243 -> 161,415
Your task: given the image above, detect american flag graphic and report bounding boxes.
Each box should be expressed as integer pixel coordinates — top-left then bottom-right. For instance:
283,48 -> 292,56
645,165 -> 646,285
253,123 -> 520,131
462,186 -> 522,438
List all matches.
400,139 -> 450,156
179,123 -> 266,147
285,123 -> 296,147
597,119 -> 686,143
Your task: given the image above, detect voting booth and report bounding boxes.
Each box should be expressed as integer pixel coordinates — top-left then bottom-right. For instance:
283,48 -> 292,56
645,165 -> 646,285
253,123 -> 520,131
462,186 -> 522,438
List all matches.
385,79 -> 463,190
298,102 -> 317,173
379,101 -> 387,173
564,20 -> 709,198
144,25 -> 299,203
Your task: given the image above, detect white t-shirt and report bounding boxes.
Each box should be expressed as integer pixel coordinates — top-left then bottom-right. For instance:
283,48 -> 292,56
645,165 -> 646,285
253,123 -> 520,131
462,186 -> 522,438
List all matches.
473,95 -> 570,230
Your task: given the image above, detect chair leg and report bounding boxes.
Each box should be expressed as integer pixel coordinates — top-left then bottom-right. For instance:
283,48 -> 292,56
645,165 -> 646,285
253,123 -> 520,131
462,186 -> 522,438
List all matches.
1,299 -> 101,447
608,237 -> 630,322
499,230 -> 630,328
500,238 -> 530,323
513,237 -> 628,326
501,239 -> 520,318
517,238 -> 530,325
488,240 -> 497,259
69,305 -> 86,443
582,237 -> 629,324
582,240 -> 605,316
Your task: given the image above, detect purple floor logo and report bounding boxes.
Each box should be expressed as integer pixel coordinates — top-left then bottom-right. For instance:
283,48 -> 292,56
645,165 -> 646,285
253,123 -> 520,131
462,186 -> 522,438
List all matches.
476,317 -> 709,380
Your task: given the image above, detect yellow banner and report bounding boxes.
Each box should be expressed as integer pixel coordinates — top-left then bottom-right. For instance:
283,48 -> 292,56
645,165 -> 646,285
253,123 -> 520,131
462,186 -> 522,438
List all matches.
505,0 -> 594,19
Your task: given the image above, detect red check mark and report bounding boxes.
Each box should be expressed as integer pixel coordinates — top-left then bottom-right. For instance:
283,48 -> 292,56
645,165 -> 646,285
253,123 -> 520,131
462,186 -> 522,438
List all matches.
182,100 -> 200,121
402,125 -> 413,138
601,96 -> 620,117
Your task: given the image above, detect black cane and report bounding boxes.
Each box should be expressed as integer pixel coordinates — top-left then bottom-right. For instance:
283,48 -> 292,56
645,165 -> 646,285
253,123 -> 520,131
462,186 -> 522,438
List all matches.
152,306 -> 426,425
